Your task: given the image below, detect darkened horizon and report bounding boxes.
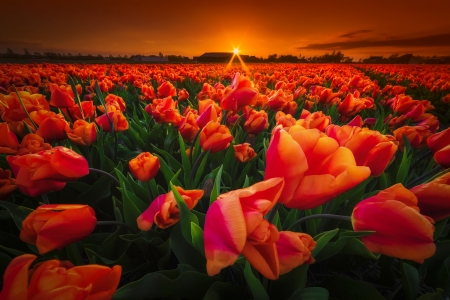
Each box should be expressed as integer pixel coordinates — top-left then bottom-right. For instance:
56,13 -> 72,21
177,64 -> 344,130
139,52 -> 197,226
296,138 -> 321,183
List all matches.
1,0 -> 450,60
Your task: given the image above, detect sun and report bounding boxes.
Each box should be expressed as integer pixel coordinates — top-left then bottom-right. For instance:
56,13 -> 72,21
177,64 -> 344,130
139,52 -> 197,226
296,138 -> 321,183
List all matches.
233,48 -> 240,55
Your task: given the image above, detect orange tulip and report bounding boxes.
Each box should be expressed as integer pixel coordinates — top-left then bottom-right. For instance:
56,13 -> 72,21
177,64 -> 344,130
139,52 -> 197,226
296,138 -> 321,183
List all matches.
129,152 -> 160,182
243,108 -> 269,135
204,178 -> 285,280
67,120 -> 97,147
221,73 -> 258,111
0,91 -> 49,123
393,125 -> 431,150
178,111 -> 199,143
16,134 -> 52,156
233,143 -> 257,163
177,88 -> 189,101
0,254 -> 121,300
304,111 -> 331,132
199,121 -> 233,153
427,127 -> 450,168
276,231 -> 316,275
49,84 -> 75,108
0,122 -> 19,154
325,124 -> 362,147
20,204 -> 96,254
265,127 -> 371,209
410,172 -> 450,222
0,168 -> 17,200
338,93 -> 373,120
7,146 -> 89,197
95,111 -> 129,132
67,101 -> 96,121
344,128 -> 398,176
196,103 -> 219,129
352,184 -> 435,263
29,110 -> 70,141
137,186 -> 203,230
145,96 -> 181,125
157,81 -> 177,98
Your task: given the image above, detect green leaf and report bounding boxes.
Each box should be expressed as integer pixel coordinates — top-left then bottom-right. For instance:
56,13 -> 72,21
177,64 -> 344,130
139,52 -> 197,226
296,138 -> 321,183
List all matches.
170,223 -> 206,273
396,148 -> 411,184
435,258 -> 450,298
202,281 -> 244,300
244,261 -> 270,300
112,267 -> 220,300
152,145 -> 182,171
320,276 -> 384,300
312,229 -> 339,257
209,165 -> 223,205
191,222 -> 205,255
170,182 -> 199,243
401,261 -> 419,300
85,248 -> 145,275
74,175 -> 113,206
433,217 -> 449,240
155,154 -> 182,187
417,289 -> 443,300
287,287 -> 329,300
193,151 -> 211,188
0,201 -> 33,231
178,133 -> 192,187
269,264 -> 309,300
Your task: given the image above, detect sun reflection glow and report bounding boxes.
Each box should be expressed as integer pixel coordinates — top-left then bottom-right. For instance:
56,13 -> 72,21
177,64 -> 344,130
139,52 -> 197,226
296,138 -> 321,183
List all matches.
233,48 -> 240,55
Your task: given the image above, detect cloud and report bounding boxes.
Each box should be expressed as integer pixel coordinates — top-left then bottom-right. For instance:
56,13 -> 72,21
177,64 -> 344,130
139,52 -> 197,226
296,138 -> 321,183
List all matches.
296,33 -> 450,50
0,40 -> 42,48
339,30 -> 373,38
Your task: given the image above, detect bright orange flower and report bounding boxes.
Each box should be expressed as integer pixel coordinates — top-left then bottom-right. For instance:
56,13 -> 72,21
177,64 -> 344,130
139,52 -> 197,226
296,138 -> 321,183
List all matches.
0,254 -> 121,300
129,152 -> 160,182
338,93 -> 374,120
265,127 -> 371,209
276,231 -> 316,275
196,103 -> 219,129
410,172 -> 450,222
0,122 -> 19,154
221,73 -> 258,111
204,178 -> 285,280
177,88 -> 189,101
352,184 -> 435,263
20,204 -> 96,254
344,128 -> 398,176
178,111 -> 199,143
325,125 -> 362,146
95,111 -> 129,132
347,115 -> 364,127
268,89 -> 293,112
427,127 -> 450,168
145,97 -> 181,125
7,146 -> 89,197
243,108 -> 269,135
141,83 -> 156,101
393,125 -> 431,150
67,120 -> 97,147
137,186 -> 203,230
67,101 -> 96,121
16,134 -> 52,156
0,168 -> 17,200
275,111 -> 296,129
29,110 -> 70,141
233,143 -> 257,163
49,84 -> 75,108
304,111 -> 331,132
199,121 -> 233,153
7,119 -> 37,137
157,81 -> 177,98
442,94 -> 450,104
0,91 -> 49,122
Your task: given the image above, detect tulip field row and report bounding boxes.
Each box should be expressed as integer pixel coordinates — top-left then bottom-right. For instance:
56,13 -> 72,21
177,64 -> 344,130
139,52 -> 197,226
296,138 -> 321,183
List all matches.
0,62 -> 449,299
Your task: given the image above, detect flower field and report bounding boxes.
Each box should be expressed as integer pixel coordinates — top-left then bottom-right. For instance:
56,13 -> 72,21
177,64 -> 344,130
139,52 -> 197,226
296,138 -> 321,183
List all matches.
0,62 -> 449,299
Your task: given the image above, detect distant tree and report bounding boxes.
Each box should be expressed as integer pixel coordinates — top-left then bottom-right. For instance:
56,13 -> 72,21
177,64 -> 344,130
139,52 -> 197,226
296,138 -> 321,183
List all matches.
159,52 -> 163,57
6,48 -> 14,55
23,48 -> 31,56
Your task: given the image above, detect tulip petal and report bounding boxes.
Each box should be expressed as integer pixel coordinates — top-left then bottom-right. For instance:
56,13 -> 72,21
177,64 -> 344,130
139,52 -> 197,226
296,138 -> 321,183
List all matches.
241,242 -> 279,280
0,254 -> 36,300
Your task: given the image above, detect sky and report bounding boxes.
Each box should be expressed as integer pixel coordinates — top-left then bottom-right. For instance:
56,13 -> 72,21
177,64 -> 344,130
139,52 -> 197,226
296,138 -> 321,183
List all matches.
1,0 -> 450,60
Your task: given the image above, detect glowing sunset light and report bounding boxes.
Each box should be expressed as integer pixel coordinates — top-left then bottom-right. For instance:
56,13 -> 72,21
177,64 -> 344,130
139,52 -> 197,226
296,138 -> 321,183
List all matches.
233,48 -> 240,55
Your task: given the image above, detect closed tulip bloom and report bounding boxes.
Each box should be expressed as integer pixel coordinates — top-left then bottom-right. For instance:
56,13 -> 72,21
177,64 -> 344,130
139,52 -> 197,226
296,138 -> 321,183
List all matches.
178,111 -> 199,143
304,111 -> 331,132
276,231 -> 316,275
30,110 -> 70,141
0,122 -> 19,154
427,128 -> 450,168
95,111 -> 129,132
49,85 -> 75,108
199,121 -> 233,153
204,178 -> 284,280
7,146 -> 89,197
177,88 -> 189,101
0,91 -> 49,123
0,168 -> 17,200
157,81 -> 177,98
67,120 -> 97,147
265,127 -> 370,210
233,143 -> 257,163
352,184 -> 435,263
20,204 -> 97,254
344,128 -> 398,176
410,172 -> 450,222
393,125 -> 431,150
243,109 -> 268,135
0,254 -> 121,300
196,104 -> 219,129
68,101 -> 96,121
325,125 -> 362,147
16,134 -> 52,156
137,186 -> 203,230
221,73 -> 258,111
129,152 -> 160,182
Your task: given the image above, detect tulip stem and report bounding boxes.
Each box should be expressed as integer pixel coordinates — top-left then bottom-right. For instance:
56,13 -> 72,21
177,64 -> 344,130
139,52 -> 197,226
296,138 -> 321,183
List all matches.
41,193 -> 49,204
189,129 -> 201,164
266,203 -> 281,224
287,214 -> 352,231
89,168 -> 120,185
190,149 -> 209,186
96,221 -> 138,234
405,165 -> 445,189
409,150 -> 433,171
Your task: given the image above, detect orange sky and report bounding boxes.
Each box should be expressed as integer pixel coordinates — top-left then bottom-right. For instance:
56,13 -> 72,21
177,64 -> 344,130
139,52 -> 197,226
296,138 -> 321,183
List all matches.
1,0 -> 450,60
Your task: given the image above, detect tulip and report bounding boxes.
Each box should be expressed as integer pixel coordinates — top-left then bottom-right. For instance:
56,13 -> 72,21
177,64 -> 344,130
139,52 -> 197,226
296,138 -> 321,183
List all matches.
95,111 -> 129,132
129,152 -> 160,182
49,85 -> 75,108
393,125 -> 431,150
29,110 -> 70,141
137,186 -> 203,230
196,104 -> 219,129
0,254 -> 121,300
304,111 -> 331,132
0,91 -> 49,123
0,122 -> 19,154
145,97 -> 181,125
67,120 -> 97,147
352,184 -> 435,263
67,101 -> 96,121
204,177 -> 285,280
325,124 -> 362,147
265,127 -> 371,210
233,143 -> 257,163
221,73 -> 258,111
20,204 -> 97,254
177,88 -> 189,101
7,146 -> 89,197
199,121 -> 233,153
0,168 -> 17,200
410,172 -> 450,222
427,127 -> 450,168
16,134 -> 52,156
243,109 -> 269,135
276,231 -> 316,275
157,81 -> 177,98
